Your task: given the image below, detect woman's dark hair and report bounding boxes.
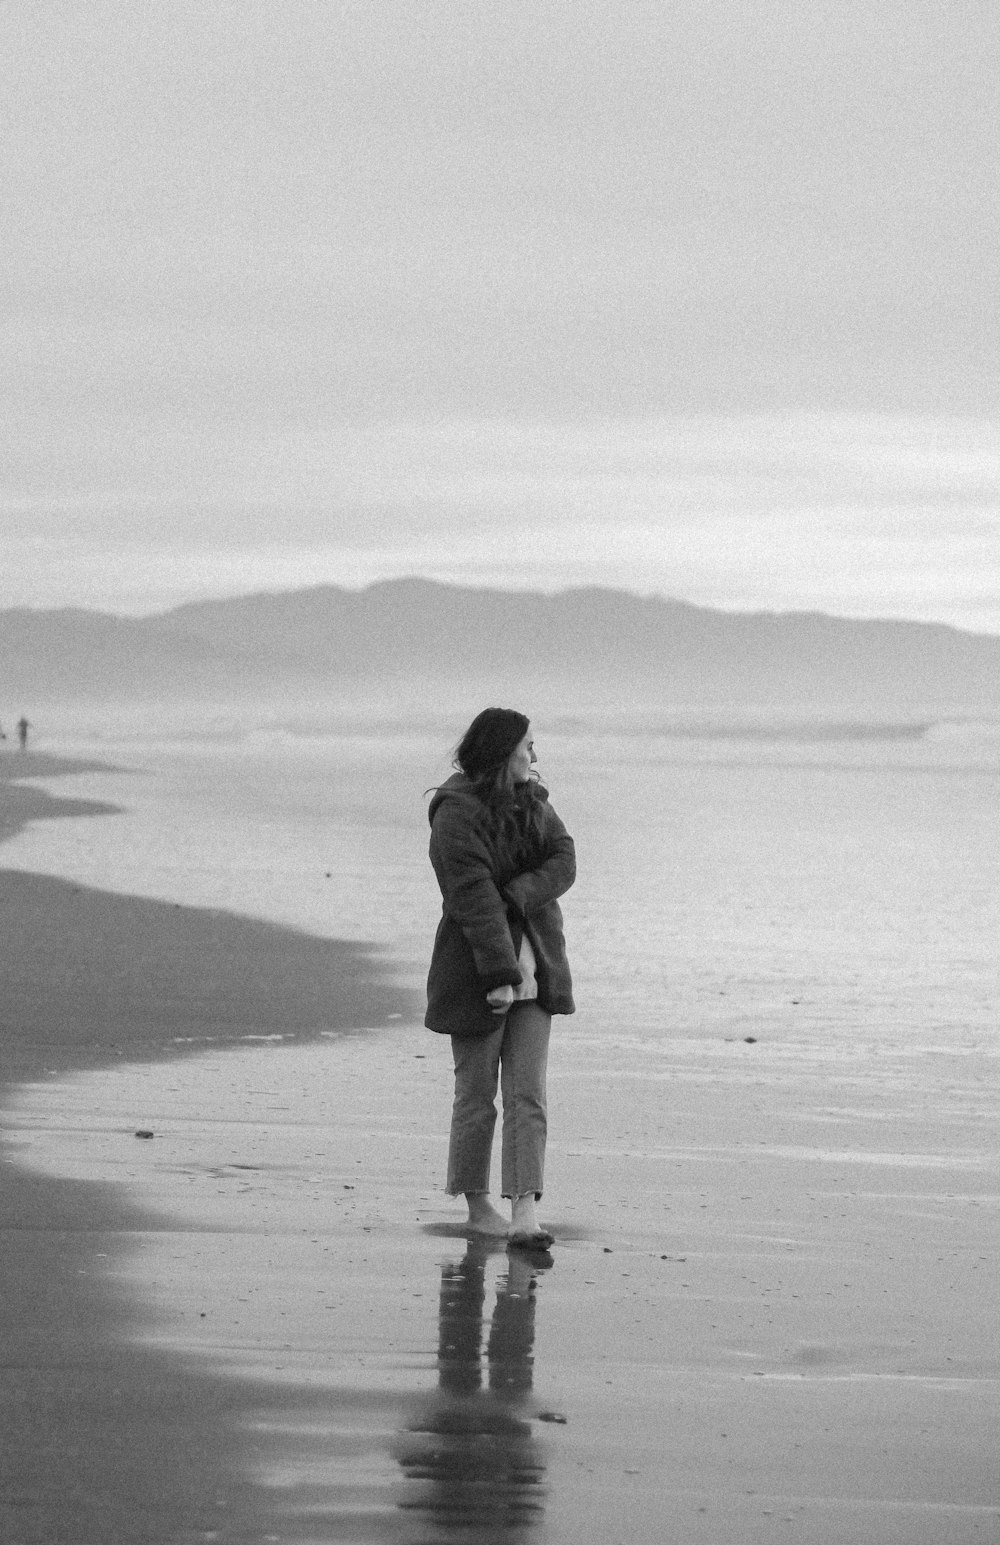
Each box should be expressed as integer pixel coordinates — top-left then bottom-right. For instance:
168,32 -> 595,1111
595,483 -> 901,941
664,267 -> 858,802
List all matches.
454,707 -> 529,786
452,707 -> 543,869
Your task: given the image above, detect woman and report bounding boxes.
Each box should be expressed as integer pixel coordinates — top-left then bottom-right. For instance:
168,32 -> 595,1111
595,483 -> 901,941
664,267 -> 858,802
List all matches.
426,708 -> 576,1248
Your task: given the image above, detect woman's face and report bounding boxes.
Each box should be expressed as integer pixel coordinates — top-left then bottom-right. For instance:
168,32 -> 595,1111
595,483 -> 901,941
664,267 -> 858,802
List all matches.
508,729 -> 537,784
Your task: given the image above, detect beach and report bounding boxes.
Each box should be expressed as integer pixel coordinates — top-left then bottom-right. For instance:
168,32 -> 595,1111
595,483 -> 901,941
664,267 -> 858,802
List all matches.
0,750 -> 417,1543
1,733 -> 999,1544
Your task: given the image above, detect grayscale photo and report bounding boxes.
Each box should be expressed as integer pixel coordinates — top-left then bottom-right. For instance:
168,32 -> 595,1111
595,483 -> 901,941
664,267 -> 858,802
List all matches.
1,4 -> 997,1542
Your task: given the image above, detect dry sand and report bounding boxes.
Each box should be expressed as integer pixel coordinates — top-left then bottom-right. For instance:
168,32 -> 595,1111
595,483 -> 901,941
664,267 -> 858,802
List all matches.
1,751 -> 998,1544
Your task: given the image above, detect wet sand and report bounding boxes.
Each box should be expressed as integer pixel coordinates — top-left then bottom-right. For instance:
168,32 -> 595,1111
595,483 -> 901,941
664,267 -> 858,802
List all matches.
0,753 -> 416,1543
2,752 -> 999,1543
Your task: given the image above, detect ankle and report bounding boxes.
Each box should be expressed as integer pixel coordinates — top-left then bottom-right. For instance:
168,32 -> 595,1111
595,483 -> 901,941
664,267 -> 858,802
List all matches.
511,1192 -> 540,1228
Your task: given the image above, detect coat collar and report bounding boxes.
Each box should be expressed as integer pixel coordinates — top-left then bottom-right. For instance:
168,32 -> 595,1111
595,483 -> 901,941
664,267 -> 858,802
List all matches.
427,771 -> 549,825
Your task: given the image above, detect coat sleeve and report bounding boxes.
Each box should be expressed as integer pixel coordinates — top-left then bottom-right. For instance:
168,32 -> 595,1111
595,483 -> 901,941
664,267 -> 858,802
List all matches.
502,805 -> 576,918
429,799 -> 523,990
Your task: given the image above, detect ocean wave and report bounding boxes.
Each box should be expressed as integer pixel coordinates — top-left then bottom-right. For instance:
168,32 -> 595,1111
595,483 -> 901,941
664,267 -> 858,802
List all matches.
618,715 -> 935,744
922,717 -> 1000,746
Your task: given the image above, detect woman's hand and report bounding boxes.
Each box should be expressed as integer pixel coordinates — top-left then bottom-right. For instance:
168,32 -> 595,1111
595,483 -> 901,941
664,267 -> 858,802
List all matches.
486,984 -> 515,1015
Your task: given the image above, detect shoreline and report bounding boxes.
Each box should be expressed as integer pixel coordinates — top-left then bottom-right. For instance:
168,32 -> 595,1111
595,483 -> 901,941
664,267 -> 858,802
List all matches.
0,751 -> 417,1087
0,749 -> 124,850
0,751 -> 422,1542
2,751 -> 999,1543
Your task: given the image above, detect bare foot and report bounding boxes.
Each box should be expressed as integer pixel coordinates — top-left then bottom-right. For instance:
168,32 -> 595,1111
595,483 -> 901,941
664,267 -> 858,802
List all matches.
465,1195 -> 510,1235
507,1194 -> 554,1248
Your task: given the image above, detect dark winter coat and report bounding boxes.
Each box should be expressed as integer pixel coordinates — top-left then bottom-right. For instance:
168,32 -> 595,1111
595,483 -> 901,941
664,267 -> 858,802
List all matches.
425,772 -> 576,1038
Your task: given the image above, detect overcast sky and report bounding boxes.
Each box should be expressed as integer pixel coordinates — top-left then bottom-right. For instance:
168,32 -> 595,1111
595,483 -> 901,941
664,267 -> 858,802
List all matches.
4,1 -> 998,628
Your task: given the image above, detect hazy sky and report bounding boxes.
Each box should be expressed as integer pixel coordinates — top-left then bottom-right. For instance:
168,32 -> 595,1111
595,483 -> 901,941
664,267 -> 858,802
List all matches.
4,1 -> 998,628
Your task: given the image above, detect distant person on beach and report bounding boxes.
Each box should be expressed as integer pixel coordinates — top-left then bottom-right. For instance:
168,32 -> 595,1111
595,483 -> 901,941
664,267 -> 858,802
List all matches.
17,717 -> 29,751
425,708 -> 576,1250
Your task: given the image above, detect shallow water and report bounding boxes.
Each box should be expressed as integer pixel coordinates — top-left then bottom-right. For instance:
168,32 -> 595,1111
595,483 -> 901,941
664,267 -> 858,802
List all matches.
7,996 -> 999,1542
5,713 -> 999,1045
6,712 -> 1000,1541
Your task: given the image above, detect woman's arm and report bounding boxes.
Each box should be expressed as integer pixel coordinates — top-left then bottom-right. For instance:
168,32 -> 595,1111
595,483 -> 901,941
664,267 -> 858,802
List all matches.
502,807 -> 576,917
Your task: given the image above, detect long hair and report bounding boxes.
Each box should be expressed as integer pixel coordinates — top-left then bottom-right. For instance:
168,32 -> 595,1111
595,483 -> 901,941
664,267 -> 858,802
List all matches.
452,707 -> 544,872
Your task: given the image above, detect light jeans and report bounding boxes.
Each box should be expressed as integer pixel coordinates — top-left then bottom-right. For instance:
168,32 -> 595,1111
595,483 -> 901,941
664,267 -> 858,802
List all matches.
446,1002 -> 552,1200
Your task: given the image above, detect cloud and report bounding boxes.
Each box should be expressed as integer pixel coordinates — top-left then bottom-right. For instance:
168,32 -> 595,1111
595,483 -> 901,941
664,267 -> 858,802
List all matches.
2,5 -> 997,622
4,1 -> 997,421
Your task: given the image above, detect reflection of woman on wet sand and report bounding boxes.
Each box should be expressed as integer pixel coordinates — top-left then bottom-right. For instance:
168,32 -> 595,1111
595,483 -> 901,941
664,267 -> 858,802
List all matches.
425,709 -> 576,1249
395,1240 -> 551,1537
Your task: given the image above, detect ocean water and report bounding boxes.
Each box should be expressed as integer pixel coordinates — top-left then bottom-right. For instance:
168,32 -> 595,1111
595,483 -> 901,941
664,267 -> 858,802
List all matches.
6,710 -> 1000,1539
4,710 -> 999,1048
5,710 -> 1000,1191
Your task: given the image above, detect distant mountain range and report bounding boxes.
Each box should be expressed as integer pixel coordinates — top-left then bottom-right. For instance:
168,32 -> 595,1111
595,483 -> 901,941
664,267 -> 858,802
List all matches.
3,578 -> 1000,717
